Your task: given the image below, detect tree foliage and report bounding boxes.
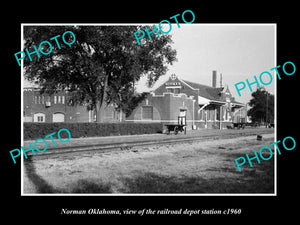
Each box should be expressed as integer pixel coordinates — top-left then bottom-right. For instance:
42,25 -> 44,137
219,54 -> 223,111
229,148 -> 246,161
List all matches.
247,88 -> 274,124
23,26 -> 177,121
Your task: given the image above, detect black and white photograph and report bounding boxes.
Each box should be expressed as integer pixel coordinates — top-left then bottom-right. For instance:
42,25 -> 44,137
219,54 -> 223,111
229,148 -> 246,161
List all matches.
4,5 -> 298,221
21,24 -> 276,195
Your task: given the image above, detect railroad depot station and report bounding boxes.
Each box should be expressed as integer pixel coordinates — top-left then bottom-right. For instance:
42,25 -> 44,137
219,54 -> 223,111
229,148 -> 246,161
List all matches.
23,71 -> 247,129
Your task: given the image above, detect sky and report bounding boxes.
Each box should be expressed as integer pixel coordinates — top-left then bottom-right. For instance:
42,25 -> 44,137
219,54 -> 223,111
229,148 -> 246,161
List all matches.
136,24 -> 276,104
23,24 -> 276,105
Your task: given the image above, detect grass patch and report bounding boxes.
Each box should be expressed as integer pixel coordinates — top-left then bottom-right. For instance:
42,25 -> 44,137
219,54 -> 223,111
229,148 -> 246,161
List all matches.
121,158 -> 274,194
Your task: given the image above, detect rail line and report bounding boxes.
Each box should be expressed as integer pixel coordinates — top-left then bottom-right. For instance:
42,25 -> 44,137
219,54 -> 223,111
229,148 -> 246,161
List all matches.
27,129 -> 274,158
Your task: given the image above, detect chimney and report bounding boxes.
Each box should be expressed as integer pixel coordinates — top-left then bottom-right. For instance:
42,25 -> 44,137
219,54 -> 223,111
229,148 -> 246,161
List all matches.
212,70 -> 217,88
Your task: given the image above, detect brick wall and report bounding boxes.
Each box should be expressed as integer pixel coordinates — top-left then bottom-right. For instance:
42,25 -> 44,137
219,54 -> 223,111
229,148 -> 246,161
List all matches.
23,88 -> 122,123
126,92 -> 196,128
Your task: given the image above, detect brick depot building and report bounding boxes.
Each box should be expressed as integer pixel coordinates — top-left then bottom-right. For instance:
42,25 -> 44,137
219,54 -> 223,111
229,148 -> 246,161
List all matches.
126,72 -> 246,129
23,71 -> 246,129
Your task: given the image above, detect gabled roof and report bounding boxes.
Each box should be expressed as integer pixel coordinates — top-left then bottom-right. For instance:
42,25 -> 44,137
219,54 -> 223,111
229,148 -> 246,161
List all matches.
181,79 -> 224,101
155,74 -> 245,106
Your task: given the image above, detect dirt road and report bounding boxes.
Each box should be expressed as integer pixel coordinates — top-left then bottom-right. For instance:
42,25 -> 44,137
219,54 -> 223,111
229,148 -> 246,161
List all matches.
23,132 -> 275,194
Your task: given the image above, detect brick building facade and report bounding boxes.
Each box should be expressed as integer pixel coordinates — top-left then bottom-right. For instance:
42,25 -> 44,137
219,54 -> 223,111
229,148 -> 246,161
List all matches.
126,72 -> 247,129
23,88 -> 124,123
23,71 -> 247,129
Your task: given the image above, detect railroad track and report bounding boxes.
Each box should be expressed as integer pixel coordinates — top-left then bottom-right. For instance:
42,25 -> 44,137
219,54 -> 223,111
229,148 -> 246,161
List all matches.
27,129 -> 274,158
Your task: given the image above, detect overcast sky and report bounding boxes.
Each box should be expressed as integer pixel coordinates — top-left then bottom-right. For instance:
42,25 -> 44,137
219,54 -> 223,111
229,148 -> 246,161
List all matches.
136,24 -> 276,104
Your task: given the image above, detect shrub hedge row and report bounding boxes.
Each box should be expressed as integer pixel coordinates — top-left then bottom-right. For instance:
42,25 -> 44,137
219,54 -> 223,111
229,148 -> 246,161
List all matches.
24,122 -> 163,140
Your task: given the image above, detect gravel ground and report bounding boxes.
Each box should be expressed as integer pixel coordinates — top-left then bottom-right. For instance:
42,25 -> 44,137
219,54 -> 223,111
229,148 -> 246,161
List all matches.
23,131 -> 275,194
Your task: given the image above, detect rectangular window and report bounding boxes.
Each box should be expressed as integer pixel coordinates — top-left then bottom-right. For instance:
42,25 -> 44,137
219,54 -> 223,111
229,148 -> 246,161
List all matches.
142,106 -> 153,120
34,96 -> 37,104
216,108 -> 220,121
199,110 -> 204,121
174,88 -> 181,94
166,88 -> 175,93
58,95 -> 61,104
54,96 -> 57,104
225,108 -> 228,120
208,109 -> 214,121
42,95 -> 45,104
62,95 -> 65,104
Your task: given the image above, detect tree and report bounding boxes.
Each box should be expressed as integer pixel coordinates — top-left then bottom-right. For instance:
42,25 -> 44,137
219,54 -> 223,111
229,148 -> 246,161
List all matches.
247,88 -> 274,124
23,26 -> 177,122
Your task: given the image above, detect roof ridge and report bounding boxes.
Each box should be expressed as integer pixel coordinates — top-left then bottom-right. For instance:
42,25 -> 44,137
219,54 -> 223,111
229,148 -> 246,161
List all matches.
181,79 -> 217,89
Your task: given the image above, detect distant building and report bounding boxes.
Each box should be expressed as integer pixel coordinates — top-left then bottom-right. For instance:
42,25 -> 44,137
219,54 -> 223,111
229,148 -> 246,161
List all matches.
126,72 -> 247,129
23,88 -> 124,123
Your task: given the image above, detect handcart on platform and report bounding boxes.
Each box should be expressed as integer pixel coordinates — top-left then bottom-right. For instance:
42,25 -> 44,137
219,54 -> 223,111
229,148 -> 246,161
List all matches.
164,115 -> 187,135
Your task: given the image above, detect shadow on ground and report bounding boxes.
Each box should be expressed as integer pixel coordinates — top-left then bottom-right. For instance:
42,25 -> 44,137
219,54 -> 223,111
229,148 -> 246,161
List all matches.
120,169 -> 274,194
24,157 -> 60,193
68,179 -> 112,193
24,159 -> 274,194
24,157 -> 112,194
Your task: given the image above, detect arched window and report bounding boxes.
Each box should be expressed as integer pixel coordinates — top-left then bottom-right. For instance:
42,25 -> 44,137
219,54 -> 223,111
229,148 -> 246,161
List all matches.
52,112 -> 65,122
33,113 -> 45,122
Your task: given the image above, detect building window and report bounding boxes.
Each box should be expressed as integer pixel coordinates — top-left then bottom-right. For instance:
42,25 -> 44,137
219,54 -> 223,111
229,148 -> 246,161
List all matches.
62,95 -> 65,104
58,95 -> 61,104
42,95 -> 45,104
210,110 -> 213,121
54,95 -> 57,104
166,87 -> 181,94
142,106 -> 153,120
33,113 -> 45,122
24,116 -> 33,122
174,88 -> 181,94
225,108 -> 228,121
199,109 -> 204,121
34,96 -> 37,104
216,108 -> 220,121
53,112 -> 65,122
207,109 -> 214,121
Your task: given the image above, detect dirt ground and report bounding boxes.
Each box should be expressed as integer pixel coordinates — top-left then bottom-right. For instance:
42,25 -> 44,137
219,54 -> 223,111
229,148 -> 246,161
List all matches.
23,132 -> 275,194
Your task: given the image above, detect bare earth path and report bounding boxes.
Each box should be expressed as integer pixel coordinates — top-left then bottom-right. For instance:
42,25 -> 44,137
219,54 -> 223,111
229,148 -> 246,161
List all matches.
23,129 -> 275,194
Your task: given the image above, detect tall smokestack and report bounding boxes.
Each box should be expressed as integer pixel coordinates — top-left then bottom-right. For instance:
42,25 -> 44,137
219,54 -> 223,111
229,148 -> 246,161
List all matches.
212,70 -> 217,88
